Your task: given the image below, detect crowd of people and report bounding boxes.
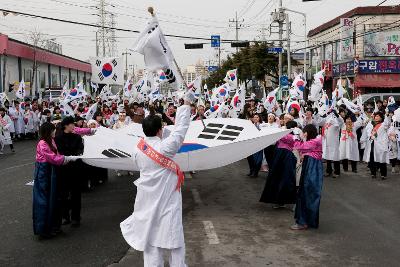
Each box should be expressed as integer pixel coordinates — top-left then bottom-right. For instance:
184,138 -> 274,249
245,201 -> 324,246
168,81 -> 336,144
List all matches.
0,92 -> 399,236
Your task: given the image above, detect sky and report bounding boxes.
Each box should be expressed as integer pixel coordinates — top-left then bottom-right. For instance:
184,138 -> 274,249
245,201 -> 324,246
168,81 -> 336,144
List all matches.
0,0 -> 398,70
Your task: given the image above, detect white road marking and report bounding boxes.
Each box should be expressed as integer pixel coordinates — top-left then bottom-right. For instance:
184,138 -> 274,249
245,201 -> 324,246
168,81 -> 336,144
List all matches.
25,180 -> 34,186
0,162 -> 33,174
202,221 -> 220,245
191,189 -> 202,205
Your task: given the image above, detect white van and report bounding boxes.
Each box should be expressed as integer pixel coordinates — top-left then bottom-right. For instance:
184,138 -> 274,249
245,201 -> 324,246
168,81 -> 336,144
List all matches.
359,93 -> 400,104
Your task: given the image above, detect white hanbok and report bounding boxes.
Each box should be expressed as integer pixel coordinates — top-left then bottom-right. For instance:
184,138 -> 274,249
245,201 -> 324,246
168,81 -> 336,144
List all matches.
362,117 -> 390,164
9,107 -> 25,135
24,110 -> 36,134
339,118 -> 363,161
321,113 -> 344,161
120,105 -> 190,252
0,114 -> 13,146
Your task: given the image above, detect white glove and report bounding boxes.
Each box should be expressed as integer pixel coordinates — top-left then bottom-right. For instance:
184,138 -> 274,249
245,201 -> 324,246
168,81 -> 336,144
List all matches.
90,128 -> 97,134
63,156 -> 80,165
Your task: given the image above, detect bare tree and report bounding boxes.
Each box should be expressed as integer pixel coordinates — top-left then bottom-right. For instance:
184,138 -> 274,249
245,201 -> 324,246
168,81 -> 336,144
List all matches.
26,29 -> 47,98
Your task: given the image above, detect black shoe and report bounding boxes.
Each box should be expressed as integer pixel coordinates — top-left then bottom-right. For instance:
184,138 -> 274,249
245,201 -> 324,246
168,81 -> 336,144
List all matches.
71,220 -> 80,227
352,170 -> 357,173
250,173 -> 259,178
62,219 -> 71,225
247,173 -> 253,177
39,232 -> 56,239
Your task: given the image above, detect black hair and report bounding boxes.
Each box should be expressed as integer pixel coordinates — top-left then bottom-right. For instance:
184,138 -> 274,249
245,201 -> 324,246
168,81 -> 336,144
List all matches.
252,113 -> 263,123
306,108 -> 314,113
374,111 -> 385,122
75,116 -> 84,123
286,120 -> 298,130
43,109 -> 51,115
376,100 -> 383,105
93,111 -> 103,119
39,122 -> 57,153
142,115 -> 163,137
0,107 -> 5,112
302,124 -> 318,141
61,116 -> 75,129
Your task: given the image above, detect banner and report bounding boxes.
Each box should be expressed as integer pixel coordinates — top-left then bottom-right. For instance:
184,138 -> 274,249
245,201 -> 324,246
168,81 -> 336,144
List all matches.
364,30 -> 400,57
90,57 -> 124,85
339,18 -> 354,60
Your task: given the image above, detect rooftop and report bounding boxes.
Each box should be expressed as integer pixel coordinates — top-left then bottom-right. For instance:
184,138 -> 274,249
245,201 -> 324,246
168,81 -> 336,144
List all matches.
307,5 -> 400,37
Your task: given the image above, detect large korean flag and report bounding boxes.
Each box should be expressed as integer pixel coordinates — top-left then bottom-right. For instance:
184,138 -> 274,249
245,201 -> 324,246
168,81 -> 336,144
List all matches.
90,57 -> 124,85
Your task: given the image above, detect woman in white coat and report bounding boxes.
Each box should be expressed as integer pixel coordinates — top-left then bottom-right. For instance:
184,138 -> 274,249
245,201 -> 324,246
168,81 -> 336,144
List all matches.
9,102 -> 25,139
339,114 -> 364,173
321,111 -> 344,178
24,105 -> 36,138
362,112 -> 390,179
0,107 -> 15,153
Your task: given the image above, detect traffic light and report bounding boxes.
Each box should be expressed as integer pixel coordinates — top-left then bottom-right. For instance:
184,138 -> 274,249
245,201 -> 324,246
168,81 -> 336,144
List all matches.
231,41 -> 250,48
184,43 -> 204,49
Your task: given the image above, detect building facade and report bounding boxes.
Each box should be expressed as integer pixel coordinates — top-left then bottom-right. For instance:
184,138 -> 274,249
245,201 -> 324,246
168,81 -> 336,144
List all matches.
0,34 -> 91,99
307,6 -> 400,97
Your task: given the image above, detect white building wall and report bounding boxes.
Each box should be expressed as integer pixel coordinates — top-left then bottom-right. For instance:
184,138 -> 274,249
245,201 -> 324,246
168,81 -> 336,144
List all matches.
4,56 -> 19,98
308,14 -> 400,64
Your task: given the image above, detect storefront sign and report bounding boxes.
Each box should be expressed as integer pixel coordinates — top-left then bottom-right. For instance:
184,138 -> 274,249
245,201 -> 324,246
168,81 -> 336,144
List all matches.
339,18 -> 354,60
364,30 -> 400,57
332,60 -> 354,77
358,59 -> 400,74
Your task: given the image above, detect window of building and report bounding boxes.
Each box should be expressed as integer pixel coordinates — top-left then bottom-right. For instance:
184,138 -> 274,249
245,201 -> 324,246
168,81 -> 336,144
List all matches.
51,73 -> 59,87
61,74 -> 68,86
39,71 -> 46,88
24,69 -> 33,83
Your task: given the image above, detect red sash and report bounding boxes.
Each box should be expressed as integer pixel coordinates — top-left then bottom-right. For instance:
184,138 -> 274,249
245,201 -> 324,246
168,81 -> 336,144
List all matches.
137,138 -> 184,191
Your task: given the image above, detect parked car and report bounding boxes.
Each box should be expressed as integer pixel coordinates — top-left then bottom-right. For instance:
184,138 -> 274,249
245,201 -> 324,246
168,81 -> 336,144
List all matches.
359,93 -> 400,104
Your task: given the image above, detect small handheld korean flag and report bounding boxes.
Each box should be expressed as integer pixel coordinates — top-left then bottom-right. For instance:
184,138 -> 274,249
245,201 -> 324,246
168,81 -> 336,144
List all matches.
16,80 -> 26,100
64,83 -> 87,103
224,69 -> 238,88
90,57 -> 124,85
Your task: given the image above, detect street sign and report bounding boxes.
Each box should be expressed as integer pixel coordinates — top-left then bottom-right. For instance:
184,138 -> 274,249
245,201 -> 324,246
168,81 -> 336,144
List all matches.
231,41 -> 250,48
185,43 -> 203,49
207,66 -> 219,72
211,35 -> 220,48
280,75 -> 289,88
267,47 -> 284,54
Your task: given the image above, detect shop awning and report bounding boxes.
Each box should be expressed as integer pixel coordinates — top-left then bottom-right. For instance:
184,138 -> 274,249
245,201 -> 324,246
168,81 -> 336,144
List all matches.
355,74 -> 400,88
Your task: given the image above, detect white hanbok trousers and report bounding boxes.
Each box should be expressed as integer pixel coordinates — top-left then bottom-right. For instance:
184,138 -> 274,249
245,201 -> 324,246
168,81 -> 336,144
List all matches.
143,245 -> 186,267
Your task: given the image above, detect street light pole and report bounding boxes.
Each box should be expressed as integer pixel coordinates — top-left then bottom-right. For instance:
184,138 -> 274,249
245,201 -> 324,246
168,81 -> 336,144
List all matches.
282,7 -> 307,79
122,49 -> 131,80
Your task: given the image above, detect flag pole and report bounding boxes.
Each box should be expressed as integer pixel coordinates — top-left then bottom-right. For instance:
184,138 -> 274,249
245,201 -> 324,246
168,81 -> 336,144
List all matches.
148,7 -> 206,129
148,7 -> 188,91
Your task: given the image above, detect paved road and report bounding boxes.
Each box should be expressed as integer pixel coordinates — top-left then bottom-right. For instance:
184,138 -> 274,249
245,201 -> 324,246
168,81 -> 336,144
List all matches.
1,140 -> 400,266
0,140 -> 135,267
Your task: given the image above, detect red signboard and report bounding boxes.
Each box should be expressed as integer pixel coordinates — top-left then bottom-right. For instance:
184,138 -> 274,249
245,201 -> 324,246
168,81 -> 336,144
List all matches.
355,73 -> 400,88
322,60 -> 332,77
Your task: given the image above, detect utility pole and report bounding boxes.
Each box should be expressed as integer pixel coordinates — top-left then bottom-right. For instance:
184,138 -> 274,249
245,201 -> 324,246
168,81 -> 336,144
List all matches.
271,0 -> 285,89
110,13 -> 117,57
229,11 -> 244,53
286,13 -> 291,79
122,49 -> 131,80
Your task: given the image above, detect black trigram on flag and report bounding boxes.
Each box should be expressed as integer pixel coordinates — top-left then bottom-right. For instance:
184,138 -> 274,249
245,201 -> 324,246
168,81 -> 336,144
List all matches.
164,69 -> 176,84
102,149 -> 131,158
96,60 -> 101,67
198,123 -> 243,141
112,59 -> 118,67
112,74 -> 118,81
98,72 -> 104,81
